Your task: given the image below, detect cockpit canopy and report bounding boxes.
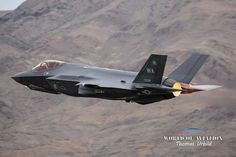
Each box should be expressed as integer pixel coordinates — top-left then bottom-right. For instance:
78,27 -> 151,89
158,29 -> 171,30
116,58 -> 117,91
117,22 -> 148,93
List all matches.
32,60 -> 64,71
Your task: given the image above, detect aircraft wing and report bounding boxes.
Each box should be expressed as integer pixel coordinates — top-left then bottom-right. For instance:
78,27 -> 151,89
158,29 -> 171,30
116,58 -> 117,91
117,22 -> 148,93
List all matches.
47,75 -> 133,90
76,81 -> 133,90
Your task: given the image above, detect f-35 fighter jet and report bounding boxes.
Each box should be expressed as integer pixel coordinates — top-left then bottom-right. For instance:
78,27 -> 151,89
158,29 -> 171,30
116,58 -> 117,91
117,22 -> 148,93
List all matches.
12,54 -> 221,104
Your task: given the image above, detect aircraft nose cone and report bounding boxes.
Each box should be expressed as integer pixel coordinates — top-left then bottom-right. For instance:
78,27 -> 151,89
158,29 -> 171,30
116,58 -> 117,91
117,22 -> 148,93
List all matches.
11,71 -> 31,85
11,75 -> 21,83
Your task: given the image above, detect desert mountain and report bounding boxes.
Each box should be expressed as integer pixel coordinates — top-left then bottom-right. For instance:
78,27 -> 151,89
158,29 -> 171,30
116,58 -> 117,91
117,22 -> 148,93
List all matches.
0,0 -> 235,156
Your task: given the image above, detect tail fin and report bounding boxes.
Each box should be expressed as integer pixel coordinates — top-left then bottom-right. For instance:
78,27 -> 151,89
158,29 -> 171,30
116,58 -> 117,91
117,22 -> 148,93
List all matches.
168,54 -> 209,83
133,54 -> 167,84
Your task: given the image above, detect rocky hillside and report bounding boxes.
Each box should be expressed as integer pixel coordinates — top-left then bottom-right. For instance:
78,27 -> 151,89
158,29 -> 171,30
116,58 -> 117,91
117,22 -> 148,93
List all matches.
0,0 -> 235,156
0,11 -> 10,17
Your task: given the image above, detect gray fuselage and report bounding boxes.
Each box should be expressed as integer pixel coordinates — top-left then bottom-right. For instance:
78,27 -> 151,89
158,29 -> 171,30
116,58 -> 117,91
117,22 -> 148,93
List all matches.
12,62 -> 173,104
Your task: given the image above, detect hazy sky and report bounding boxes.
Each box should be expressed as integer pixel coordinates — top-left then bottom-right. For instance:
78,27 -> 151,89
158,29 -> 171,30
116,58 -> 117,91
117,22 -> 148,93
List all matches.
0,0 -> 26,11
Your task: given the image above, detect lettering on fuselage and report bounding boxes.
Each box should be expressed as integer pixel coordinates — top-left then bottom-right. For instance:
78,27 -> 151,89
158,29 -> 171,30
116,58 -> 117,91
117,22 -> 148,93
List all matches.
152,60 -> 157,65
146,68 -> 155,74
143,79 -> 151,82
95,89 -> 105,94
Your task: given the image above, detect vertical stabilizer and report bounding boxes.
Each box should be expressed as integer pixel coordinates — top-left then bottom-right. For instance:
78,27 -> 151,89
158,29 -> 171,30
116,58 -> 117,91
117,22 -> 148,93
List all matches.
133,54 -> 167,84
168,54 -> 209,83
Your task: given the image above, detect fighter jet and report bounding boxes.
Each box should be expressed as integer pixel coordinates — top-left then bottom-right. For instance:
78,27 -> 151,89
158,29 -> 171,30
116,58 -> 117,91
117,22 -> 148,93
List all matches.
12,54 -> 221,104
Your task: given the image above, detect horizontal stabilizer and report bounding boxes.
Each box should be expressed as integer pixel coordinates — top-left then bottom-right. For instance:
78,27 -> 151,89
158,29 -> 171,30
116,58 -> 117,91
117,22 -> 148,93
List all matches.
133,83 -> 183,92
